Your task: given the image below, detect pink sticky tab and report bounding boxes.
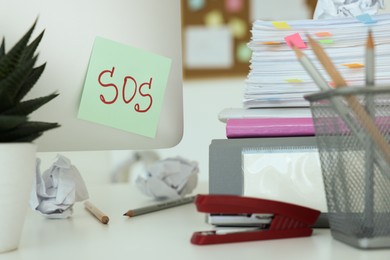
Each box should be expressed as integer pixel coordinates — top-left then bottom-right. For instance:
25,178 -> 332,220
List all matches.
284,33 -> 307,49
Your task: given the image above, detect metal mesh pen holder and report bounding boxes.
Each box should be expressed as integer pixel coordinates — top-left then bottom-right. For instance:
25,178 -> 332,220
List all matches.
305,86 -> 390,249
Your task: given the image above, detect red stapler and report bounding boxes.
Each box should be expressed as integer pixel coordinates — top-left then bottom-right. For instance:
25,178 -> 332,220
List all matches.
191,194 -> 321,245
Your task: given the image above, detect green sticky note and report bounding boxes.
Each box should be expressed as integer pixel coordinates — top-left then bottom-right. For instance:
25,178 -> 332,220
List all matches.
78,37 -> 172,138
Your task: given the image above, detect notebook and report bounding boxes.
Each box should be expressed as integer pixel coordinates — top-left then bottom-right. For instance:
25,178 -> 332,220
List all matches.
226,117 -> 315,138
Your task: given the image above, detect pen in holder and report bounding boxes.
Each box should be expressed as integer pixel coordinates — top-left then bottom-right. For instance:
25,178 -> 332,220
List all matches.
305,86 -> 390,249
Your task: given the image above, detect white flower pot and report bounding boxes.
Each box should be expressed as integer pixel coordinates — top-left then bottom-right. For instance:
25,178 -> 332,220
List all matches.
0,143 -> 36,253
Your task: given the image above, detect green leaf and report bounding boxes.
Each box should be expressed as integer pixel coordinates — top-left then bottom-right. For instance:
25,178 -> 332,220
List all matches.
0,56 -> 36,112
19,30 -> 44,65
0,20 -> 36,80
0,121 -> 60,142
0,19 -> 61,143
14,132 -> 42,142
3,92 -> 58,116
15,63 -> 46,102
0,115 -> 27,132
0,38 -> 5,60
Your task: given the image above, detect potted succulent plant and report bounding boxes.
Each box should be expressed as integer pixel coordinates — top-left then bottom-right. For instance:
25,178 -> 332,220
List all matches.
0,21 -> 59,253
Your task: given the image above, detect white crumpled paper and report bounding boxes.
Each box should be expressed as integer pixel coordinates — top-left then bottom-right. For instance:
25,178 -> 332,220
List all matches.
136,157 -> 199,200
313,0 -> 385,19
30,154 -> 89,218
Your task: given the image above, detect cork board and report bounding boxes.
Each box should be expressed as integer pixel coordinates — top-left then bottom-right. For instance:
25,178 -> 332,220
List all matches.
181,0 -> 252,79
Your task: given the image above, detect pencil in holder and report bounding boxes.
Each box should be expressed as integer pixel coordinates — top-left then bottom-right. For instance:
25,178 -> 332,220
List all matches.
305,86 -> 390,249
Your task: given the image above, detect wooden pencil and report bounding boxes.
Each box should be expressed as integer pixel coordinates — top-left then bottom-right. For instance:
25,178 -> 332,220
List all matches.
306,34 -> 347,88
292,45 -> 366,142
84,201 -> 110,224
306,34 -> 390,165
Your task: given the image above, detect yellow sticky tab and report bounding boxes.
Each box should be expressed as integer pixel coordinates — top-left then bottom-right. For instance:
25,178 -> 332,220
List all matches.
315,32 -> 332,37
342,63 -> 364,69
272,21 -> 291,29
286,79 -> 303,83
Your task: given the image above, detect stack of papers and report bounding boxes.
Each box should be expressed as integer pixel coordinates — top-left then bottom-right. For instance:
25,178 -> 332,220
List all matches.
244,13 -> 390,108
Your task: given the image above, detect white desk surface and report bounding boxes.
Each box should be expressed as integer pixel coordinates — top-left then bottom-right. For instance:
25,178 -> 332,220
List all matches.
3,183 -> 390,260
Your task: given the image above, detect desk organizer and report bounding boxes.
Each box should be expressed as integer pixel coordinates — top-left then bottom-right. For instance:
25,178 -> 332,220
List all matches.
305,86 -> 390,249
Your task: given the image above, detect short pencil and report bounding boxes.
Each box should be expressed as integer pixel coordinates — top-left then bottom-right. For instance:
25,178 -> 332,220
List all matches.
84,201 -> 110,224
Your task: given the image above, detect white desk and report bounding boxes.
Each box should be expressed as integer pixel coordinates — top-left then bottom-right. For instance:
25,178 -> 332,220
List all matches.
3,184 -> 390,260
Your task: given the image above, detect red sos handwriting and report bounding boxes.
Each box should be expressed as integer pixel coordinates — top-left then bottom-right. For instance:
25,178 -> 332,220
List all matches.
98,67 -> 153,113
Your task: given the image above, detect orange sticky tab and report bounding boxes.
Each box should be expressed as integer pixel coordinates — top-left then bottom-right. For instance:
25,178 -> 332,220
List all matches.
286,79 -> 303,83
272,21 -> 291,29
284,33 -> 307,49
342,63 -> 364,69
315,32 -> 332,37
260,41 -> 283,45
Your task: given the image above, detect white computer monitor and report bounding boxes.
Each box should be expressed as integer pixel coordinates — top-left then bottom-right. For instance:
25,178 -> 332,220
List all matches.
0,0 -> 183,151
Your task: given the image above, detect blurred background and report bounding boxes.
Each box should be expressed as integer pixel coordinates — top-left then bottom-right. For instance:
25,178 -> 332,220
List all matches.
37,0 -> 390,186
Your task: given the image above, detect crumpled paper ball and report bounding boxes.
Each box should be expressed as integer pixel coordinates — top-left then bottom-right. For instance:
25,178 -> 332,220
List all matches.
30,154 -> 89,218
313,0 -> 384,19
136,156 -> 199,200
